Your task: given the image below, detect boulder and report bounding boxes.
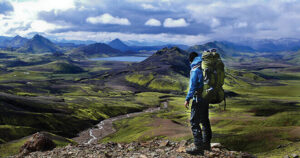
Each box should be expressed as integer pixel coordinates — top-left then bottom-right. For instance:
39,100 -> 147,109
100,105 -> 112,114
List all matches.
19,132 -> 56,157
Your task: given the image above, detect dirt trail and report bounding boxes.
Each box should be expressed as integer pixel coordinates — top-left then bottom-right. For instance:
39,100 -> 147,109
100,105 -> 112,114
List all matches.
73,103 -> 168,144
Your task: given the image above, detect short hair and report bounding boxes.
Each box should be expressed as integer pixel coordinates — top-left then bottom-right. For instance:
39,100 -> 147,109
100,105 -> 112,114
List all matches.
189,52 -> 198,62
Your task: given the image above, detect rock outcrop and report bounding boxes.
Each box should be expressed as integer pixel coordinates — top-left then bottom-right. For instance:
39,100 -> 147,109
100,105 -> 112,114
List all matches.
15,139 -> 256,158
18,132 -> 56,157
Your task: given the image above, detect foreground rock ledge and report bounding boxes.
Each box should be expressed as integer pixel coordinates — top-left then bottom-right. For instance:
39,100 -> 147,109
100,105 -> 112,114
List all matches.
18,132 -> 56,157
12,139 -> 256,158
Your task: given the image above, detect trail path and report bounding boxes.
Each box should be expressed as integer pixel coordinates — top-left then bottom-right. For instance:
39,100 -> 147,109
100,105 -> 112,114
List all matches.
73,102 -> 168,144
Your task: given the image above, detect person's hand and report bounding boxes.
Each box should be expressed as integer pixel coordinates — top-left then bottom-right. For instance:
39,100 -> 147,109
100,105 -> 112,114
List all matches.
184,100 -> 189,109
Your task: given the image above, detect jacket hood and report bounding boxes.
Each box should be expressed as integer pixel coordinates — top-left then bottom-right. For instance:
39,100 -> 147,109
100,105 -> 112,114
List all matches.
190,56 -> 202,68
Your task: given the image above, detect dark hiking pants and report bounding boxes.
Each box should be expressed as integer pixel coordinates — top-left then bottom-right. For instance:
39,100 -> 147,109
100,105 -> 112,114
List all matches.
190,98 -> 212,146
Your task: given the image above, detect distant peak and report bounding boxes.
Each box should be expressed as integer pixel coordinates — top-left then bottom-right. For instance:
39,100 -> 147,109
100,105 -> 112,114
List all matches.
33,34 -> 44,39
112,38 -> 121,42
170,46 -> 181,51
156,46 -> 183,55
110,38 -> 124,44
108,38 -> 129,51
14,35 -> 22,38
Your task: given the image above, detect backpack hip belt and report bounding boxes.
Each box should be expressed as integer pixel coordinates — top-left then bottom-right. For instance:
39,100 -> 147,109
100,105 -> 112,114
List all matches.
193,87 -> 203,103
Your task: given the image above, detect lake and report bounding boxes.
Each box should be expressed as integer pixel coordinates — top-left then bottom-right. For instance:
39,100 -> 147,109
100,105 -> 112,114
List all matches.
89,56 -> 149,62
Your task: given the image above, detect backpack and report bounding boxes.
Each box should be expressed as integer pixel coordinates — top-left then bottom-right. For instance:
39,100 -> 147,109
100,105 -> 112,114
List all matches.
201,49 -> 226,110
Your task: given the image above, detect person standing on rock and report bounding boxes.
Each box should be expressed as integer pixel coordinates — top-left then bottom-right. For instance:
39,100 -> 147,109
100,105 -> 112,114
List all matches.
184,52 -> 212,155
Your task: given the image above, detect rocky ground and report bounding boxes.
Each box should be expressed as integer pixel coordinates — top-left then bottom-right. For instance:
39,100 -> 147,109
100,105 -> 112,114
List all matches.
14,138 -> 256,158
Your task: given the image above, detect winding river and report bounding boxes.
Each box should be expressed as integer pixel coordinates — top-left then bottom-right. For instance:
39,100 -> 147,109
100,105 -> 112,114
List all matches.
73,103 -> 168,144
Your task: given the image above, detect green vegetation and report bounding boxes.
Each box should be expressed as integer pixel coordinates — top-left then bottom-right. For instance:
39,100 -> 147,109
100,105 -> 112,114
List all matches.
148,74 -> 188,91
125,73 -> 154,86
0,136 -> 28,157
134,92 -> 171,107
256,142 -> 300,158
0,125 -> 37,143
101,68 -> 300,157
1,46 -> 300,158
125,72 -> 189,92
32,61 -> 85,74
101,113 -> 155,143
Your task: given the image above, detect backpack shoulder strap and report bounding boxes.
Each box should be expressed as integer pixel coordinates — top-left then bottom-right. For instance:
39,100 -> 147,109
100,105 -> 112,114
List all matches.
191,64 -> 201,71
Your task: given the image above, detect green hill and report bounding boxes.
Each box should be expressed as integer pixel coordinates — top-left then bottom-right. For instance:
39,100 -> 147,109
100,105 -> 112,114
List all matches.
123,47 -> 190,92
69,43 -> 123,58
32,60 -> 85,74
282,50 -> 300,65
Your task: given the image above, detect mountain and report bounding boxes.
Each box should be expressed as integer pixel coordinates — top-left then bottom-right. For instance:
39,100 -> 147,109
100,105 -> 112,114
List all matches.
69,43 -> 123,58
135,47 -> 190,75
17,34 -> 61,53
282,50 -> 300,65
188,41 -> 231,58
6,35 -> 28,48
0,36 -> 12,47
217,41 -> 255,52
114,47 -> 191,92
108,38 -> 130,52
232,38 -> 300,52
189,39 -> 300,54
188,41 -> 260,59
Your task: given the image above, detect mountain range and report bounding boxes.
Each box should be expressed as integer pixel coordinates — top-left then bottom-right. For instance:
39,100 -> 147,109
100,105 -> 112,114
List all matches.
1,34 -> 300,56
0,35 -> 28,48
229,38 -> 300,52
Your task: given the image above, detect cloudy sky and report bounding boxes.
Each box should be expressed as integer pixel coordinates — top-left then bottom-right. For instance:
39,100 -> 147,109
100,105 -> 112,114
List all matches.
0,0 -> 300,45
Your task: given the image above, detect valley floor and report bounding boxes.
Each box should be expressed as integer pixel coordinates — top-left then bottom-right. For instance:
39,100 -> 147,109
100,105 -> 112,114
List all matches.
0,50 -> 299,158
99,67 -> 300,158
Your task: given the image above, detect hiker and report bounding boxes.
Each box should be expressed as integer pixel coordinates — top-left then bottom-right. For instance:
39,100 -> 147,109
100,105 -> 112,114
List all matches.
184,52 -> 212,155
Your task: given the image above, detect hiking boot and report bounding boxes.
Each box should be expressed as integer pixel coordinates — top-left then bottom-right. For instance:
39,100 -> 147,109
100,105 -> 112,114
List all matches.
203,142 -> 211,151
186,145 -> 204,155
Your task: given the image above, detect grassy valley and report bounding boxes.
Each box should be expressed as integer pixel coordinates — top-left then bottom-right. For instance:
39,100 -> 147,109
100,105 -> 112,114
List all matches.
0,39 -> 299,158
100,47 -> 300,157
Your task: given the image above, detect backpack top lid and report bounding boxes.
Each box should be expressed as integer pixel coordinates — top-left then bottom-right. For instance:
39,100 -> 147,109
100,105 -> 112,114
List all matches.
190,56 -> 202,68
202,50 -> 220,61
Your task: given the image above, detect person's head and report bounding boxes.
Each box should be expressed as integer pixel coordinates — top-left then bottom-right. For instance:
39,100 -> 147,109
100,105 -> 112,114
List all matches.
189,52 -> 198,63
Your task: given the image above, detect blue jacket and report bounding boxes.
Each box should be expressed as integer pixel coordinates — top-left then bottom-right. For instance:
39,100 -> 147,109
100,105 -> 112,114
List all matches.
186,56 -> 204,101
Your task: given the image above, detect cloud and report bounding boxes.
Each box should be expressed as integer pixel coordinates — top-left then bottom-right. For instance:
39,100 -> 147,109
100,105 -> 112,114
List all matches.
145,18 -> 161,26
141,4 -> 158,10
86,13 -> 131,25
211,18 -> 220,28
0,0 -> 13,15
0,0 -> 75,36
234,22 -> 248,28
163,18 -> 189,27
3,0 -> 300,45
30,20 -> 67,32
